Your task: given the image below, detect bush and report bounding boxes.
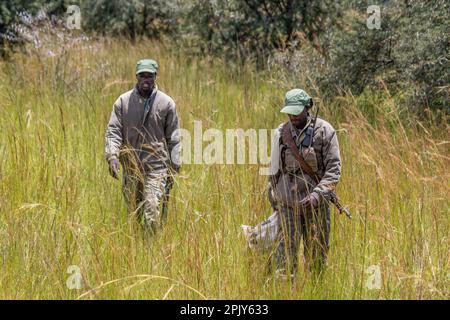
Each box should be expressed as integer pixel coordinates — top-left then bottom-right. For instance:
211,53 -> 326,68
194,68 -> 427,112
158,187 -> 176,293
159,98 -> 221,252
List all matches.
181,0 -> 340,66
1,0 -> 447,114
81,0 -> 180,41
323,0 -> 449,113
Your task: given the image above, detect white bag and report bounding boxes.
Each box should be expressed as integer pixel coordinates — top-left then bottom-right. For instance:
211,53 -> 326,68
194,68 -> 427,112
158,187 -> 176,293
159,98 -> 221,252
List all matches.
241,210 -> 280,252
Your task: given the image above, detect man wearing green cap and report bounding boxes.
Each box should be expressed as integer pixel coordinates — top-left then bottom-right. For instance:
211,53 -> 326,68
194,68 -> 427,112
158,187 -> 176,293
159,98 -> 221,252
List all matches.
268,88 -> 341,275
104,59 -> 181,231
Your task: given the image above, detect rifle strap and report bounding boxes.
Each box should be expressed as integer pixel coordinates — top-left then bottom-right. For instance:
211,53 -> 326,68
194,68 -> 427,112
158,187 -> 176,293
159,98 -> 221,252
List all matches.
281,122 -> 320,184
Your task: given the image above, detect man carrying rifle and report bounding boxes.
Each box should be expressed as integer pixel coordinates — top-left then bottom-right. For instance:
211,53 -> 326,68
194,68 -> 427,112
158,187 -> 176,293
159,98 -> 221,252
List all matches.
269,88 -> 346,276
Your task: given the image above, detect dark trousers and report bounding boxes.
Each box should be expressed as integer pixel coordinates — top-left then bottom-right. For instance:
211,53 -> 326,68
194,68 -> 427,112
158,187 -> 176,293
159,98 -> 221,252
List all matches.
276,203 -> 331,274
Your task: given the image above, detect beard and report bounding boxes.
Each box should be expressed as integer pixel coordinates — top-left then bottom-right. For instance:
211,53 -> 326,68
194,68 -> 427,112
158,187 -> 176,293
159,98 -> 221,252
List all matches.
292,117 -> 308,130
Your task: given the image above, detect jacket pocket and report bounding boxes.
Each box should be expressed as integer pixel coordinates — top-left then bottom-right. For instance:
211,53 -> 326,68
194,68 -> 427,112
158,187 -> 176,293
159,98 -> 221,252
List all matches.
302,146 -> 318,172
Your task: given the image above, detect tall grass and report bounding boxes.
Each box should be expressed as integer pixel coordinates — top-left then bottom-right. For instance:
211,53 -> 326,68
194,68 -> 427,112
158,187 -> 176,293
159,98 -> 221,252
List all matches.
0,38 -> 448,299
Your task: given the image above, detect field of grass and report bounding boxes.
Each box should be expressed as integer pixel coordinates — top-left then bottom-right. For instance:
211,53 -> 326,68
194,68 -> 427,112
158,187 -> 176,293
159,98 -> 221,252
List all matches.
0,38 -> 448,299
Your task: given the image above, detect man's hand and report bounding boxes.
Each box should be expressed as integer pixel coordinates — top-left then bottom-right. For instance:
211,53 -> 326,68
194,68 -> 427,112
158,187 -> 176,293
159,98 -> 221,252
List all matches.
299,192 -> 320,211
108,158 -> 120,179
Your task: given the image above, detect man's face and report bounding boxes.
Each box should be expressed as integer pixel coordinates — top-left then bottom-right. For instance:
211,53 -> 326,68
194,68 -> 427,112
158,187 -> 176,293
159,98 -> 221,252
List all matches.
136,72 -> 156,94
288,108 -> 308,128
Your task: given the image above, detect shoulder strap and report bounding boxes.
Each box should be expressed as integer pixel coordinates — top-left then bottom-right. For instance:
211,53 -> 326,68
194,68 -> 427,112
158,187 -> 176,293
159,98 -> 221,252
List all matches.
141,88 -> 158,127
281,122 -> 320,184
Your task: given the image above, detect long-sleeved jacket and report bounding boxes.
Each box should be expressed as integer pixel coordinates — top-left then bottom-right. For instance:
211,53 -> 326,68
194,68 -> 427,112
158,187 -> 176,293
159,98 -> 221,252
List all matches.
269,115 -> 341,207
105,86 -> 181,173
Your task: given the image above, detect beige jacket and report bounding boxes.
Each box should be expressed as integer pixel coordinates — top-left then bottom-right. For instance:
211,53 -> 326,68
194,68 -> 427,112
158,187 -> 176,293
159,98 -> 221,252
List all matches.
269,115 -> 341,206
105,86 -> 181,172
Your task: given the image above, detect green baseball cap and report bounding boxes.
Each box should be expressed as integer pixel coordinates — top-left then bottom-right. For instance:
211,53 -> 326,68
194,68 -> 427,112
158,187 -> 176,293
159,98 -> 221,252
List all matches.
136,59 -> 158,75
280,88 -> 311,115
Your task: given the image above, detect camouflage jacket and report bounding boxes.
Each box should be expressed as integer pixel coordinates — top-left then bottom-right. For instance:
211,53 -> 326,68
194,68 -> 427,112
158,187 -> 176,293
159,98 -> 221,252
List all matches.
269,115 -> 341,207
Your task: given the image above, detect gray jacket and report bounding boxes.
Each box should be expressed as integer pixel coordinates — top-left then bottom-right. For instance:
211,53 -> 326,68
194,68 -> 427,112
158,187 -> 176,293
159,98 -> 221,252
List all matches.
105,86 -> 181,172
269,115 -> 341,207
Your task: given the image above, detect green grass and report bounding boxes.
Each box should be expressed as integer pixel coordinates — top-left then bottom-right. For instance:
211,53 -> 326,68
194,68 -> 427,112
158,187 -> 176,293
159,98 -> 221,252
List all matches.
0,38 -> 448,299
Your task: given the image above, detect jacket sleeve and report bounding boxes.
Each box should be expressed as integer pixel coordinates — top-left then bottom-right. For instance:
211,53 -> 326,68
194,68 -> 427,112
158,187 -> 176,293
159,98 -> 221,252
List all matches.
164,100 -> 181,171
104,97 -> 123,162
313,124 -> 341,201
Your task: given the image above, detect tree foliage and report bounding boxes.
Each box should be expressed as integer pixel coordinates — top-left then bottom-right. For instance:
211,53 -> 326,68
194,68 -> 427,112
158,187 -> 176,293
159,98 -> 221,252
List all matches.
0,0 -> 448,113
324,0 -> 449,112
182,0 -> 340,65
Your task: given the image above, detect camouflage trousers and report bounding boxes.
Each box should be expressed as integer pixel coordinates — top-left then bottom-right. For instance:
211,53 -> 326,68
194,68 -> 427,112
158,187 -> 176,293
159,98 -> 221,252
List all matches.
122,168 -> 168,229
275,203 -> 331,274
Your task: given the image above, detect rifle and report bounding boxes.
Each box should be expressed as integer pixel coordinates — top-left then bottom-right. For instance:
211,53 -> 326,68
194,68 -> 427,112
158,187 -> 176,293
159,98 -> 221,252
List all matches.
329,191 -> 352,219
282,117 -> 352,220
